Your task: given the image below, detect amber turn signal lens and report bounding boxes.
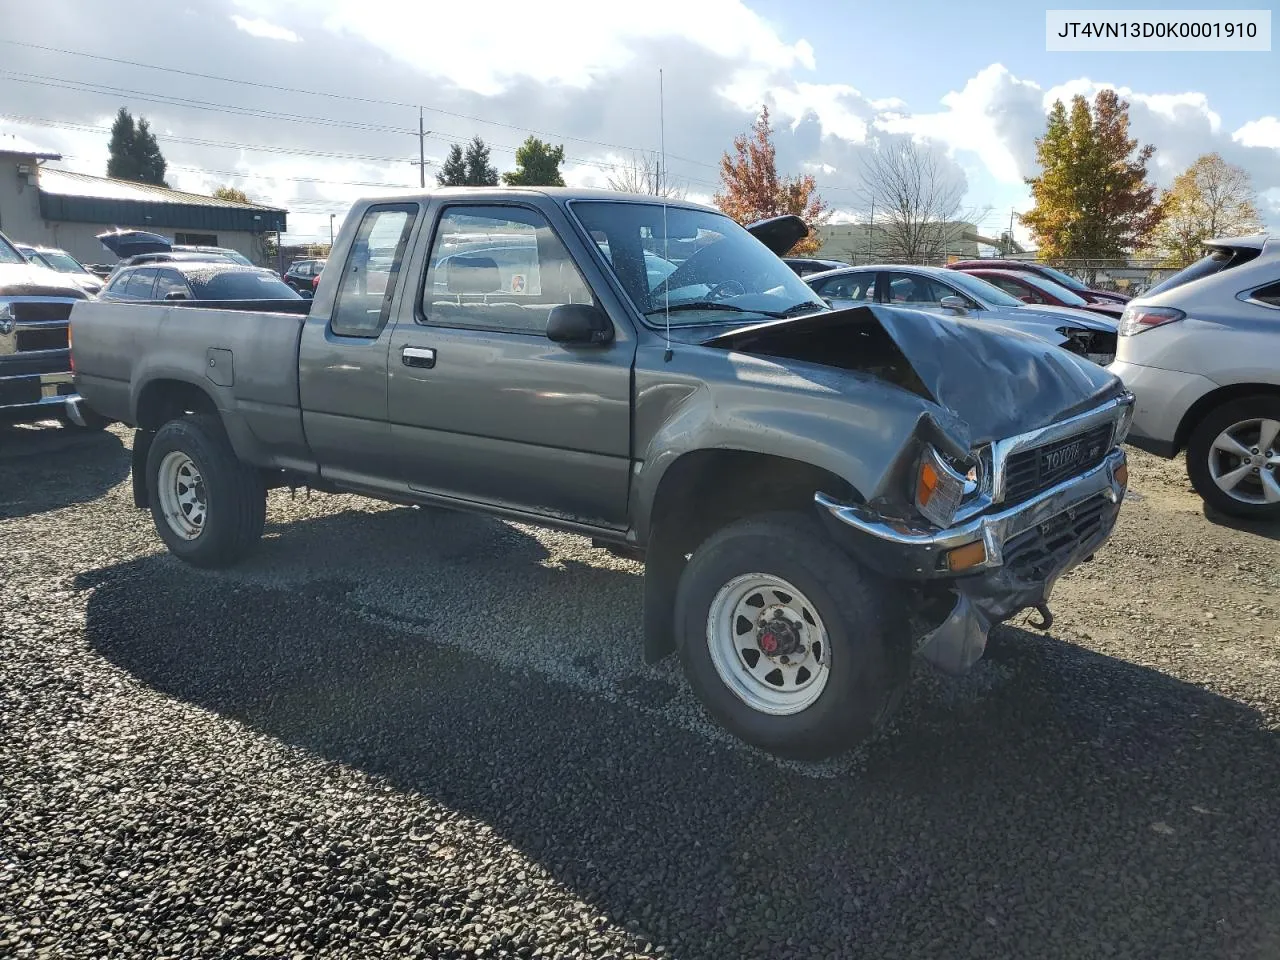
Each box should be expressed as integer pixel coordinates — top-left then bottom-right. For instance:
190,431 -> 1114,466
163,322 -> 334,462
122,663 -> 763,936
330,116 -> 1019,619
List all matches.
918,462 -> 940,506
945,540 -> 988,572
1114,463 -> 1128,488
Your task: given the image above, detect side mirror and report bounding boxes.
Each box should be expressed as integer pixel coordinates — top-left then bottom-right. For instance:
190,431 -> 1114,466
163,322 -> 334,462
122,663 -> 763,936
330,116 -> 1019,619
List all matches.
939,295 -> 968,313
164,290 -> 189,301
546,303 -> 613,345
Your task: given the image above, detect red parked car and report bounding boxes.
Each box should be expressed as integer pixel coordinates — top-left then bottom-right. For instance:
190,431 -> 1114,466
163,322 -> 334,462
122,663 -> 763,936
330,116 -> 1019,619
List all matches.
956,268 -> 1125,320
945,258 -> 1131,305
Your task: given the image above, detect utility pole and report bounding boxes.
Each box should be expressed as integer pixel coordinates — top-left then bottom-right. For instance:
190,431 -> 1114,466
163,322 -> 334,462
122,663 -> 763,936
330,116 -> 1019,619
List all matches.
1007,208 -> 1015,255
329,213 -> 335,249
418,106 -> 426,188
867,202 -> 874,262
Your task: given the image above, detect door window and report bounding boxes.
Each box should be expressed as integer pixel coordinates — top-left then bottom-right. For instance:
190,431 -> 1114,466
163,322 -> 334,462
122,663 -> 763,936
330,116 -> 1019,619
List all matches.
419,205 -> 595,335
154,270 -> 189,300
814,272 -> 875,301
885,272 -> 954,307
988,276 -> 1037,302
330,204 -> 418,338
124,268 -> 159,300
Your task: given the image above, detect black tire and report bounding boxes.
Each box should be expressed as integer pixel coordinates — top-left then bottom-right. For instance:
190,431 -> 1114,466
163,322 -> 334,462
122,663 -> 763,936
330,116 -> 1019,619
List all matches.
145,414 -> 266,568
674,511 -> 907,760
1186,395 -> 1280,522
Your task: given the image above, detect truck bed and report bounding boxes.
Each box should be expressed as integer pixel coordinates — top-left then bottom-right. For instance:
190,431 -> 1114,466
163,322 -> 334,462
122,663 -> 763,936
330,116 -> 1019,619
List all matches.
70,300 -> 311,469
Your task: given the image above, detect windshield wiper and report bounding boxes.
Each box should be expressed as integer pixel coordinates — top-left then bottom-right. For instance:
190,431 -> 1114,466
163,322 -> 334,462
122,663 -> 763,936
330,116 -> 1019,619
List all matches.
643,299 -> 824,320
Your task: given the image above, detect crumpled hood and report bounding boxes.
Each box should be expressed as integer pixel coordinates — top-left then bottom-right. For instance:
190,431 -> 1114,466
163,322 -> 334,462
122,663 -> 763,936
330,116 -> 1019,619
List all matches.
1011,303 -> 1118,332
698,304 -> 1125,444
0,262 -> 90,298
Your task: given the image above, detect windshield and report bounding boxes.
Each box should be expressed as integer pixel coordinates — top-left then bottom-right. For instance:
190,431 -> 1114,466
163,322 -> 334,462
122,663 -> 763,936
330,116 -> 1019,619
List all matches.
570,201 -> 826,326
945,269 -> 1024,307
189,270 -> 301,299
0,234 -> 26,265
1032,264 -> 1089,292
1021,274 -> 1089,306
36,250 -> 89,274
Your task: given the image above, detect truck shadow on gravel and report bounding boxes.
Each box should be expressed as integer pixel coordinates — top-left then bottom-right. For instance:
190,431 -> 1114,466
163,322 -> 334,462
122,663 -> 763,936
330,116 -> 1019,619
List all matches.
0,424 -> 126,520
79,531 -> 1280,960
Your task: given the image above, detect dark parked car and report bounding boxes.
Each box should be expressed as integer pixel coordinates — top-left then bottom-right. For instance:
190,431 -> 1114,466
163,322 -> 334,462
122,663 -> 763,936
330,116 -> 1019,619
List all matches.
956,268 -> 1124,320
283,258 -> 326,296
783,256 -> 851,277
98,262 -> 302,303
945,259 -> 1131,305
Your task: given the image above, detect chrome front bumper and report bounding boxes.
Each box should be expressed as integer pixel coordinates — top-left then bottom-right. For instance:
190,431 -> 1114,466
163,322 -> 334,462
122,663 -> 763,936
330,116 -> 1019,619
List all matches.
0,370 -> 78,414
816,447 -> 1129,674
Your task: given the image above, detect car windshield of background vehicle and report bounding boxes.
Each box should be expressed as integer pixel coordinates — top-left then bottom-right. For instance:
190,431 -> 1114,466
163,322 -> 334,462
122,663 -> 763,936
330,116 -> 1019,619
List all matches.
1036,264 -> 1090,292
944,269 -> 1025,307
38,250 -> 89,274
1024,274 -> 1090,306
570,201 -> 826,327
0,235 -> 26,265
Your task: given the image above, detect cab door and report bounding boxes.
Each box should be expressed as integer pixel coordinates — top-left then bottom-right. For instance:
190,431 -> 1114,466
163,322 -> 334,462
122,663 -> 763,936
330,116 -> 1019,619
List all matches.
297,202 -> 421,486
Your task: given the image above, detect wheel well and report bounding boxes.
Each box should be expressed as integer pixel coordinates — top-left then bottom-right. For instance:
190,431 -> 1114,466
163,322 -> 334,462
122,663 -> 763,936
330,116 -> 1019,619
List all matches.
1174,383 -> 1280,454
135,379 -> 219,431
650,450 -> 857,555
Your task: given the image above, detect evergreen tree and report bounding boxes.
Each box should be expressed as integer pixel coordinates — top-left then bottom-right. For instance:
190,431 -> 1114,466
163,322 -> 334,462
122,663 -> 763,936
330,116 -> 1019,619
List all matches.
106,108 -> 168,186
436,143 -> 468,186
463,136 -> 499,186
502,137 -> 566,187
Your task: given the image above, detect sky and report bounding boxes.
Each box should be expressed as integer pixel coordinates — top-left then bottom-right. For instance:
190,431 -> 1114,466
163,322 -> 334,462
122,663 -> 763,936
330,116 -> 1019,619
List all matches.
0,0 -> 1277,247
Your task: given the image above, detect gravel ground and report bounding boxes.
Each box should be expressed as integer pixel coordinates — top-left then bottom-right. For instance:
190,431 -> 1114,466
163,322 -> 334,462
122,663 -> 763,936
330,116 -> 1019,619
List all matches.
2,422 -> 1279,959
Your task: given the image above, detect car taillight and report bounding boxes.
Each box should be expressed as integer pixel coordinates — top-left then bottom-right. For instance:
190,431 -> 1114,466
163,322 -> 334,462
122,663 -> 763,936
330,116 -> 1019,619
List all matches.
1118,305 -> 1184,337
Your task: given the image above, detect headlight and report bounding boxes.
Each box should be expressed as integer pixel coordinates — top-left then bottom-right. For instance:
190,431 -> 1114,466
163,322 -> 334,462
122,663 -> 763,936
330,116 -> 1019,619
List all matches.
915,445 -> 967,528
1113,398 -> 1135,447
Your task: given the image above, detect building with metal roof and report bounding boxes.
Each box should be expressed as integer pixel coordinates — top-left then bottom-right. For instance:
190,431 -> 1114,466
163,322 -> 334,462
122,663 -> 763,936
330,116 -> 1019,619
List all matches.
0,144 -> 287,268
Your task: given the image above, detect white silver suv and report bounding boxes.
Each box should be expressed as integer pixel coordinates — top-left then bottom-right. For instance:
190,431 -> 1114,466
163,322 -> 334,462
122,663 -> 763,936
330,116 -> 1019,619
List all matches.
1109,234 -> 1280,520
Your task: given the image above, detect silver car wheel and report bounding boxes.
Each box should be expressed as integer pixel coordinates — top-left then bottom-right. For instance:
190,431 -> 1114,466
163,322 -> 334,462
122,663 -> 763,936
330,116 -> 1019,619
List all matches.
156,451 -> 207,540
706,573 -> 830,716
1209,417 -> 1280,505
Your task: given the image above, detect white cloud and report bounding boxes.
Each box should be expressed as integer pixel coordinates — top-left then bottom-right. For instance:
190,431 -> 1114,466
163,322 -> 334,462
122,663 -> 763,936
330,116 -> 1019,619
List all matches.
306,0 -> 813,96
231,15 -> 301,43
1233,117 -> 1280,150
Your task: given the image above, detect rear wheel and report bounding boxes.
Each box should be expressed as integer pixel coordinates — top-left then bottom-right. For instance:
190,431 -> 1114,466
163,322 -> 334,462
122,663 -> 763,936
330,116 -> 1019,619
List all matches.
1186,396 -> 1280,521
674,512 -> 906,760
146,415 -> 266,567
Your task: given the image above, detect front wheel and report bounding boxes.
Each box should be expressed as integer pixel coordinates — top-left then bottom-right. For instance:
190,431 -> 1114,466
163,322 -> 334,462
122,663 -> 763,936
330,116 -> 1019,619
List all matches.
1186,395 -> 1280,521
674,512 -> 906,760
146,415 -> 266,567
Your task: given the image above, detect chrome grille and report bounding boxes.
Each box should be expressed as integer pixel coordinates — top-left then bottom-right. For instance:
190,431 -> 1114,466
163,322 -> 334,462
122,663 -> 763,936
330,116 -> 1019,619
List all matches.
15,325 -> 69,353
1003,424 -> 1113,505
1003,495 -> 1115,580
12,301 -> 75,323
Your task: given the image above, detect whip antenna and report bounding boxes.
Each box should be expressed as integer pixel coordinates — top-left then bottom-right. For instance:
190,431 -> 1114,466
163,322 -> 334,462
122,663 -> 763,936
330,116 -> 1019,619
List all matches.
660,68 -> 672,362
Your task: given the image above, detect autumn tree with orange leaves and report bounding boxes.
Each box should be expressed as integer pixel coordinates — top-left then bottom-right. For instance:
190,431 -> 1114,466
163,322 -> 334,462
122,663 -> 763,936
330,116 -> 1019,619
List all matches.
715,105 -> 829,256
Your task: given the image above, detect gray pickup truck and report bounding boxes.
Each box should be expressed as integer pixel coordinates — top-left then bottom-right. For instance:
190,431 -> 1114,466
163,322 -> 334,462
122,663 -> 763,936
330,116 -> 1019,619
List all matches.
69,188 -> 1134,759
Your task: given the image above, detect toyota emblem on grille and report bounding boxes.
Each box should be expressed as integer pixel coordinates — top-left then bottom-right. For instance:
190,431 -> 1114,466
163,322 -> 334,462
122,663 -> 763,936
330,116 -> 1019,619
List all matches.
1043,440 -> 1083,472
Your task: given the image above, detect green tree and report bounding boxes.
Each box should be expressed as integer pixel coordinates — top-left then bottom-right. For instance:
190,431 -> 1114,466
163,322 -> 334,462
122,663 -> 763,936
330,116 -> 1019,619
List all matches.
502,136 -> 566,187
463,136 -> 499,186
107,108 -> 168,186
1020,90 -> 1160,260
212,185 -> 250,203
436,143 -> 468,186
1147,153 -> 1265,265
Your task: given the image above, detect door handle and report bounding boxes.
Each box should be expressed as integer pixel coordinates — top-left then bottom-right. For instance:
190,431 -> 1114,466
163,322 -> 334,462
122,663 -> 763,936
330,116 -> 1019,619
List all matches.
402,346 -> 436,369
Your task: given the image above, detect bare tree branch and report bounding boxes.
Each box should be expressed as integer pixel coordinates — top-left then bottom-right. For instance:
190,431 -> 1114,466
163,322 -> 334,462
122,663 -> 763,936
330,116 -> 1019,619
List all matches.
859,140 -> 969,261
606,152 -> 686,199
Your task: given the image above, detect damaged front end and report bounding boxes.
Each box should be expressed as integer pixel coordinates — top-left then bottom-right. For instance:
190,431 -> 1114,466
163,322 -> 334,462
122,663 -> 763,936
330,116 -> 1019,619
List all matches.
702,304 -> 1135,674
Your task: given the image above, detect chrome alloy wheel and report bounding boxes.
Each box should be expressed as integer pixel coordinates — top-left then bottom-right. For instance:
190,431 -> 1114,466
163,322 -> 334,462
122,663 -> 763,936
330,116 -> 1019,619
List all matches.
1208,417 -> 1280,506
706,574 -> 830,716
156,451 -> 207,540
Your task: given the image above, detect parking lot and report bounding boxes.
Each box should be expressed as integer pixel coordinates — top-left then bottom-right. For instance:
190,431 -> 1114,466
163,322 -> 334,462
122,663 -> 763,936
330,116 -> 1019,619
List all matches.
2,422 -> 1278,959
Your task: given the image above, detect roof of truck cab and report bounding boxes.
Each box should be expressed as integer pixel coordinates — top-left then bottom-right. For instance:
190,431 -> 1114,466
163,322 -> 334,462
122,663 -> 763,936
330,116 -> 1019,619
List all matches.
356,186 -> 721,213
